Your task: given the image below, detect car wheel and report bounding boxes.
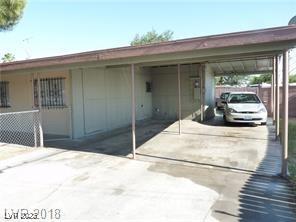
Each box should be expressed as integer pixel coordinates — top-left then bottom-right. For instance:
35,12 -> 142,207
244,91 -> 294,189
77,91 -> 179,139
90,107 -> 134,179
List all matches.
261,122 -> 267,126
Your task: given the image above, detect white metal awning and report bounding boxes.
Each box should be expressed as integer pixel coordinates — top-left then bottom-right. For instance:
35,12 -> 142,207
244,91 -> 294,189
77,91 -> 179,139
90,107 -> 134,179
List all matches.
209,58 -> 273,76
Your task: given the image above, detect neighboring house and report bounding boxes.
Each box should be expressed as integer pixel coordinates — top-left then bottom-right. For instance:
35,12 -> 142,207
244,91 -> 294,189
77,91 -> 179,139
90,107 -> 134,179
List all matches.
0,25 -> 296,140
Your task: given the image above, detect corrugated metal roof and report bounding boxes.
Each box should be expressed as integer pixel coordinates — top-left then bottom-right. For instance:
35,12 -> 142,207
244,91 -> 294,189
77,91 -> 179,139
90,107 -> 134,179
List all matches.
209,58 -> 273,76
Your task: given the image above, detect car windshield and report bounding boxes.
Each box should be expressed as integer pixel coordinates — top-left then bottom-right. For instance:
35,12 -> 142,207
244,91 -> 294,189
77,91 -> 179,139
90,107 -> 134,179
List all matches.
228,93 -> 261,104
220,92 -> 230,100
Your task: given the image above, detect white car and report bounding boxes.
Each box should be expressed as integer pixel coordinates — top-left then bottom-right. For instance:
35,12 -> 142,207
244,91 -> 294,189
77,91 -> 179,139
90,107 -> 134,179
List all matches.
223,92 -> 267,125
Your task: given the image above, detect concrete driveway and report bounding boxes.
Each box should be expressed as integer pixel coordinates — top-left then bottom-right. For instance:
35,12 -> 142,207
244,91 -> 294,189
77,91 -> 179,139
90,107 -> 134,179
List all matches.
0,117 -> 295,221
137,119 -> 281,176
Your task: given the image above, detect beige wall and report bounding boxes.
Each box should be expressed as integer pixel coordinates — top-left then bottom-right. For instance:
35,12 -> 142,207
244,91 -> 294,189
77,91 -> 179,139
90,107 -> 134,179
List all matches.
0,71 -> 71,136
71,66 -> 152,138
151,64 -> 202,120
0,73 -> 33,112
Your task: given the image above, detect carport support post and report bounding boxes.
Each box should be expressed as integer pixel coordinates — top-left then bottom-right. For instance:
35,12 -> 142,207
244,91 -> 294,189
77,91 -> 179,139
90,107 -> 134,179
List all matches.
275,56 -> 280,139
281,50 -> 289,177
178,64 -> 181,135
131,64 -> 136,159
200,65 -> 204,122
271,59 -> 275,122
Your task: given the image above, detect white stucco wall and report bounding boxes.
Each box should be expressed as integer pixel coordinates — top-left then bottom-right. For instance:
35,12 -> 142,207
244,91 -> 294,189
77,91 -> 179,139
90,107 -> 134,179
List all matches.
71,66 -> 152,138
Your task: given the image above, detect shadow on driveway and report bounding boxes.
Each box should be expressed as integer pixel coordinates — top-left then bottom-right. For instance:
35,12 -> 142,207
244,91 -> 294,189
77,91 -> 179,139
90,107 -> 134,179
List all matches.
45,120 -> 173,156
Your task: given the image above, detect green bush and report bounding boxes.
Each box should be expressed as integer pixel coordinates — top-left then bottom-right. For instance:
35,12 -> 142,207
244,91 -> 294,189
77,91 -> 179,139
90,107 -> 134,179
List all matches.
288,119 -> 296,182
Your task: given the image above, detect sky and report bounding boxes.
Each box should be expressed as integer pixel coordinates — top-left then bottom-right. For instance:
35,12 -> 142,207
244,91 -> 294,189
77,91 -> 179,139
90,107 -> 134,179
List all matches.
1,0 -> 296,61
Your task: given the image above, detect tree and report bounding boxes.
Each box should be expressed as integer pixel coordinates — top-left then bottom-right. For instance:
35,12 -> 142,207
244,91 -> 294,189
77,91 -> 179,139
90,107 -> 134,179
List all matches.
1,53 -> 15,62
0,0 -> 26,31
216,75 -> 250,86
130,29 -> 173,46
290,74 -> 296,83
249,73 -> 272,85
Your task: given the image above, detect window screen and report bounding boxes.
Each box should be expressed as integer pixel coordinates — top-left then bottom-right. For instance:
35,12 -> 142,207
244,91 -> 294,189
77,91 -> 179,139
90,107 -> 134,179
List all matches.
34,77 -> 66,108
0,81 -> 10,108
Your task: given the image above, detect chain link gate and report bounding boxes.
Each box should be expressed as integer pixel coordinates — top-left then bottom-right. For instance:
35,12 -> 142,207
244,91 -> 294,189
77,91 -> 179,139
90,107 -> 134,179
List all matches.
0,110 -> 43,147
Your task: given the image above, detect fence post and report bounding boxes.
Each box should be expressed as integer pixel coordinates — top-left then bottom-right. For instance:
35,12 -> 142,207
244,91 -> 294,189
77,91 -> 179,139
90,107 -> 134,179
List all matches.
37,74 -> 44,147
33,113 -> 37,148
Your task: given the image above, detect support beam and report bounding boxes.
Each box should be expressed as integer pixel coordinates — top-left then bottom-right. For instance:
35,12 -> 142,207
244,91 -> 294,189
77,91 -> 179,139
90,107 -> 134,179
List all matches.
275,56 -> 280,139
200,65 -> 204,122
177,64 -> 182,135
281,50 -> 289,177
131,64 -> 136,159
271,59 -> 275,122
217,63 -> 224,73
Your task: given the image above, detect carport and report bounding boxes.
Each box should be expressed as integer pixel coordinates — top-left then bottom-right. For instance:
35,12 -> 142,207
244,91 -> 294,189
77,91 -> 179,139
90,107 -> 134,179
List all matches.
126,26 -> 296,178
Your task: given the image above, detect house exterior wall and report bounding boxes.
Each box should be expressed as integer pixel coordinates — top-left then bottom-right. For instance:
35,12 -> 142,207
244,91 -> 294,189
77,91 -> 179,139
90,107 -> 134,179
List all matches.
71,66 -> 152,138
0,73 -> 33,112
1,62 -> 215,140
0,71 -> 71,136
151,64 -> 203,120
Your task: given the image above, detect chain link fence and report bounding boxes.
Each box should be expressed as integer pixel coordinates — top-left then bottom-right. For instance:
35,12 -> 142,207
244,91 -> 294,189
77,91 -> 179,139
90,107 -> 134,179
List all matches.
0,110 -> 43,147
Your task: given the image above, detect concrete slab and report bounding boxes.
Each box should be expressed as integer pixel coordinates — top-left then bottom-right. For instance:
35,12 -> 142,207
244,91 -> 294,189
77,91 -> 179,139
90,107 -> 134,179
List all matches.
137,118 -> 281,176
0,151 -> 219,222
0,117 -> 295,221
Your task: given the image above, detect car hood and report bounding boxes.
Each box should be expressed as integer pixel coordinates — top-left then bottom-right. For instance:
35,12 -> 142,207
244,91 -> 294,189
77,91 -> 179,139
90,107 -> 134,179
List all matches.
227,103 -> 264,112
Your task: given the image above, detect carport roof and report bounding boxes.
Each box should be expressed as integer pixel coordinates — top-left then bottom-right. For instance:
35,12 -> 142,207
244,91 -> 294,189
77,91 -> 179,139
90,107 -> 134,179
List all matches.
208,58 -> 273,76
1,25 -> 296,72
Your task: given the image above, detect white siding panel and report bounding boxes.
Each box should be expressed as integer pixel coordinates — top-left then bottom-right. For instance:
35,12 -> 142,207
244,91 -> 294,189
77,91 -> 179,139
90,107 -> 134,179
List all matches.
83,68 -> 107,134
72,66 -> 152,138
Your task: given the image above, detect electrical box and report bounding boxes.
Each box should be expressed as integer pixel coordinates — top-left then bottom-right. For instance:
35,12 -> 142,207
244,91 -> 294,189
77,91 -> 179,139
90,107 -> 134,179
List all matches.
190,77 -> 200,100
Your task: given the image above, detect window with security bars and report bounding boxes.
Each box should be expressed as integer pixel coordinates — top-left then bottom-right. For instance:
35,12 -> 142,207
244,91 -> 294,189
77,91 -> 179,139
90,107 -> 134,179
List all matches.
34,77 -> 66,108
0,81 -> 10,108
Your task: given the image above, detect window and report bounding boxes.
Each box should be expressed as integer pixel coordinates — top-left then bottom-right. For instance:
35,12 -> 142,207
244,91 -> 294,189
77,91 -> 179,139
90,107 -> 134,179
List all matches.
146,81 -> 152,92
0,81 -> 10,108
34,77 -> 66,108
228,93 -> 260,104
